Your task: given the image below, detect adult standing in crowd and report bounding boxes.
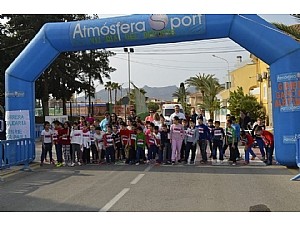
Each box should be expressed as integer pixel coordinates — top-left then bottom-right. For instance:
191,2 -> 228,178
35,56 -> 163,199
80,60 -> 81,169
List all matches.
128,109 -> 138,122
190,107 -> 198,124
100,111 -> 111,132
110,113 -> 119,127
86,113 -> 95,125
145,109 -> 155,122
239,111 -> 251,131
198,109 -> 207,125
170,104 -> 186,123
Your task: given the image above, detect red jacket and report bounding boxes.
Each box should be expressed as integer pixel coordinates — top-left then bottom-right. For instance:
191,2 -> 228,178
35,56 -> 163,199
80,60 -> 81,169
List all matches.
261,130 -> 274,147
58,128 -> 70,145
245,133 -> 254,148
128,129 -> 136,147
120,128 -> 129,146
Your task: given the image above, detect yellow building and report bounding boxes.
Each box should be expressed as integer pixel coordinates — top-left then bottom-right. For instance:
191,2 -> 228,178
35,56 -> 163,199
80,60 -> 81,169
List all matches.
188,92 -> 204,109
217,54 -> 272,127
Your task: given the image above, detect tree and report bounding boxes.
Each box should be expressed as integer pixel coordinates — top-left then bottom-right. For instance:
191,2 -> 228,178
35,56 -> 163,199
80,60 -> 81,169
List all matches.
111,82 -> 122,104
1,14 -> 86,115
172,85 -> 190,112
227,87 -> 265,122
76,49 -> 115,113
104,81 -> 113,104
185,73 -> 224,119
147,102 -> 160,113
185,73 -> 214,98
1,14 -> 116,116
273,14 -> 300,42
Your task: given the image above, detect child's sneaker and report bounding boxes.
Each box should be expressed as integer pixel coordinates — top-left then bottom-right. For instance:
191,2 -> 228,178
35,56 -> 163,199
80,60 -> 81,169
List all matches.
135,162 -> 140,166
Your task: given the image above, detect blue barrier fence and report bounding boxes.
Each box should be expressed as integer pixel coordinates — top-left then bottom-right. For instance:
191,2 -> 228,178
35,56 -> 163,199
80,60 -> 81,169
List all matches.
35,124 -> 44,141
0,138 -> 35,170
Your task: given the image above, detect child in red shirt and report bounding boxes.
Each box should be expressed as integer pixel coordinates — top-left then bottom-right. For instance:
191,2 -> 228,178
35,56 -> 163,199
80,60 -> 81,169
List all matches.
103,125 -> 116,164
128,123 -> 137,164
119,121 -> 129,161
255,126 -> 274,165
58,121 -> 71,166
240,130 -> 257,165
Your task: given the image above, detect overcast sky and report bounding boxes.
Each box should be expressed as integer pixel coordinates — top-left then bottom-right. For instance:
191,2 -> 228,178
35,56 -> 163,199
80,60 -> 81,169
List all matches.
92,14 -> 298,91
2,1 -> 299,92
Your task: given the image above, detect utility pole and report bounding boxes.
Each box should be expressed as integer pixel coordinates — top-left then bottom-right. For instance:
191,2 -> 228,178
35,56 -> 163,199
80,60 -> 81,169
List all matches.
124,47 -> 134,104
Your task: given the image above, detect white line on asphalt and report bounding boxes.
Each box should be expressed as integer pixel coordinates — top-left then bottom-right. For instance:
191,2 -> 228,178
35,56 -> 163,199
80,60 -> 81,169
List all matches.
99,188 -> 130,212
130,174 -> 145,185
144,165 -> 152,172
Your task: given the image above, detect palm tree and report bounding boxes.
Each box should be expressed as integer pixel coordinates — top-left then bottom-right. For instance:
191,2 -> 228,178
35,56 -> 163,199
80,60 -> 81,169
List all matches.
172,85 -> 190,112
104,81 -> 113,103
273,14 -> 300,42
185,73 -> 214,99
111,82 -> 122,104
185,73 -> 224,119
197,76 -> 225,119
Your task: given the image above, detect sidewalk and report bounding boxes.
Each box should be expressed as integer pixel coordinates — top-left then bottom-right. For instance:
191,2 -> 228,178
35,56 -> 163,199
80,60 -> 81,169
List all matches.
0,141 -> 43,180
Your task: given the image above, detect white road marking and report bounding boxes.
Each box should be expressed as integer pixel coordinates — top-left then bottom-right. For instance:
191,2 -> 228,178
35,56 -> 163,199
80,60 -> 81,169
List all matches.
99,188 -> 130,212
130,174 -> 145,185
144,165 -> 152,172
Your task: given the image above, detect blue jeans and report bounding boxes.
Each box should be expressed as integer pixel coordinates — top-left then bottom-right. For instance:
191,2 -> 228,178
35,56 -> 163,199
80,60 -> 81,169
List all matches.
55,144 -> 63,163
148,145 -> 157,160
198,140 -> 208,161
185,142 -> 197,162
41,143 -> 53,162
105,146 -> 115,163
162,142 -> 171,163
212,139 -> 223,160
136,146 -> 145,162
256,138 -> 265,157
244,146 -> 256,162
265,145 -> 274,164
157,147 -> 163,163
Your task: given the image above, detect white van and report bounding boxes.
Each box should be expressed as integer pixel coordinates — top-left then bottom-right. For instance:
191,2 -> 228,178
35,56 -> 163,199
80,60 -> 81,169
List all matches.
162,104 -> 185,124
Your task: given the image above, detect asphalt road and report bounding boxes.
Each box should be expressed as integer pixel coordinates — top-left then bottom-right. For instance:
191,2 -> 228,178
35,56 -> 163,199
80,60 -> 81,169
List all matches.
0,160 -> 299,212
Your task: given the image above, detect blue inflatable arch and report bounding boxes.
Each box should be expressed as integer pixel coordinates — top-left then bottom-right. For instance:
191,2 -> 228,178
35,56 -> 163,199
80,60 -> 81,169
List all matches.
5,14 -> 300,167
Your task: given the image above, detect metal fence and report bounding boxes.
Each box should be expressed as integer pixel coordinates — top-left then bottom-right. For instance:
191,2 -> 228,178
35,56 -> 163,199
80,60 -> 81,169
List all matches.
0,138 -> 35,171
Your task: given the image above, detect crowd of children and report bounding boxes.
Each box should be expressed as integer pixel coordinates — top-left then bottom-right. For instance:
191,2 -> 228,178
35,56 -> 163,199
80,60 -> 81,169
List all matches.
40,109 -> 274,167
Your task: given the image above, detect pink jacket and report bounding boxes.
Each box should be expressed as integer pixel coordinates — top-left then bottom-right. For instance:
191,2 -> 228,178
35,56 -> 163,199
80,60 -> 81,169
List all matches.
170,124 -> 184,141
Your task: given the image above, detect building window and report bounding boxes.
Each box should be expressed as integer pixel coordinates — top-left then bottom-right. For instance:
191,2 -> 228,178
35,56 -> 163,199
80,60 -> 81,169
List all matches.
263,84 -> 267,100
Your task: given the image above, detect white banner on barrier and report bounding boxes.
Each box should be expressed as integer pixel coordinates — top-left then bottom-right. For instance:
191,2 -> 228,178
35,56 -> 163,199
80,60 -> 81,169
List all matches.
5,110 -> 31,140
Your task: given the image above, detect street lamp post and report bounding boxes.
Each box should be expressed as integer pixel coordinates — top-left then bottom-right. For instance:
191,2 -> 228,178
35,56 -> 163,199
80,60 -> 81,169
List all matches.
212,54 -> 230,85
124,47 -> 134,103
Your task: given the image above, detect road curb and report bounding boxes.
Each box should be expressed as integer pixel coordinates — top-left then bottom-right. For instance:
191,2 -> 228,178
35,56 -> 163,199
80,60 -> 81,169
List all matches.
0,161 -> 40,179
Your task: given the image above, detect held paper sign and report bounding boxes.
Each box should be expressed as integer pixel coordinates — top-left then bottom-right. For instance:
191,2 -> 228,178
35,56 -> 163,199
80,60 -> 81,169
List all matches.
5,110 -> 30,139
